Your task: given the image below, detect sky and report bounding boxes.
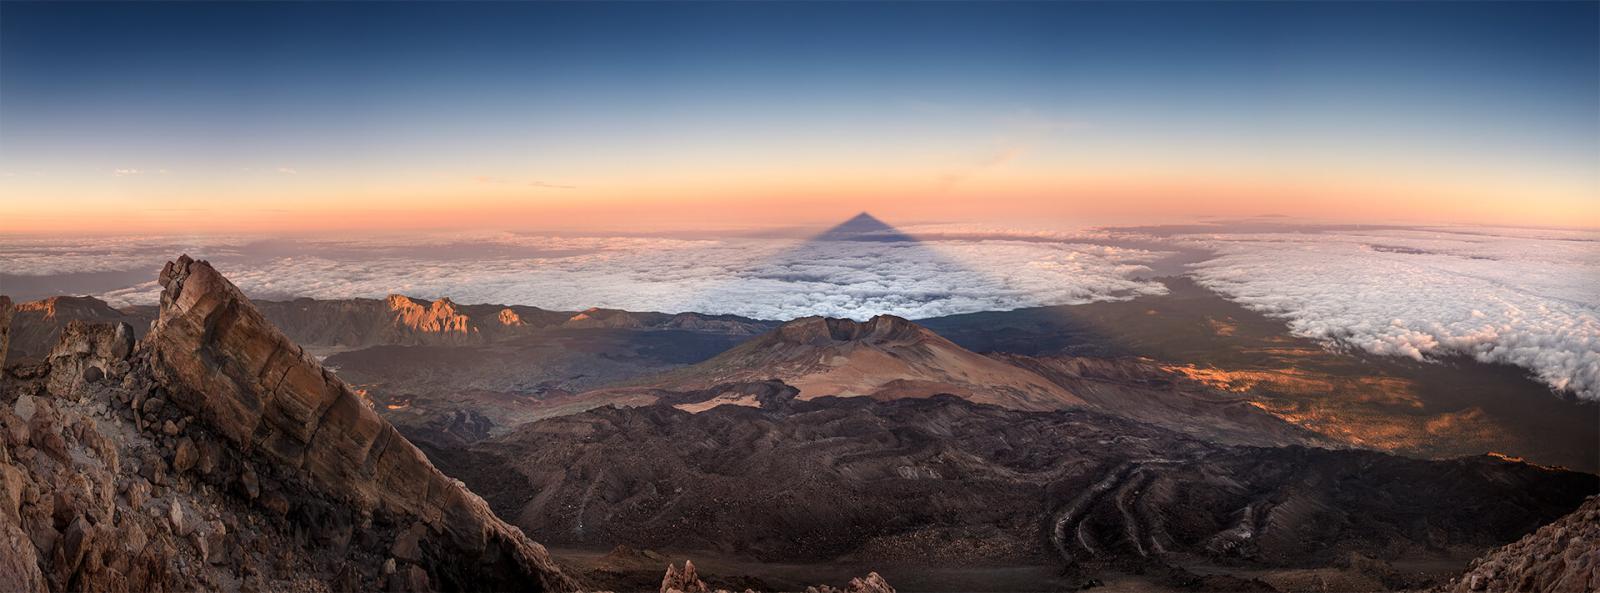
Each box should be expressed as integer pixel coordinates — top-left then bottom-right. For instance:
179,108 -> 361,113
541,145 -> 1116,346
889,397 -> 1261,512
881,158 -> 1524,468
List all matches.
1,1 -> 1597,234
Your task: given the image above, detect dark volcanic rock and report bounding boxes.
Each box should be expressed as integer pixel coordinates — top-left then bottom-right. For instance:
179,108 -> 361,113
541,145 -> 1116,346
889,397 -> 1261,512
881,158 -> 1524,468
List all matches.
998,353 -> 1323,447
459,393 -> 1596,582
143,255 -> 577,591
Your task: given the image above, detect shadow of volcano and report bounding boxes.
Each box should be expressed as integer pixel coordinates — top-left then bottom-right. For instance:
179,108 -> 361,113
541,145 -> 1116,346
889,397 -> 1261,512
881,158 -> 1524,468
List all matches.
678,212 -> 1005,321
813,212 -> 921,242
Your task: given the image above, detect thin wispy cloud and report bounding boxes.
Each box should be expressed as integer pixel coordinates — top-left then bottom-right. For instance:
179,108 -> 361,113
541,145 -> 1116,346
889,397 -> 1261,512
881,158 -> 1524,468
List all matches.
473,176 -> 573,189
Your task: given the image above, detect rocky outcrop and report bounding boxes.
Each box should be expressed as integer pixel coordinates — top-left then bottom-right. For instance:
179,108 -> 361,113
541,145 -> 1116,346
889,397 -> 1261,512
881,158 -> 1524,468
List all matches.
44,321 -> 134,402
2,316 -> 338,592
659,560 -> 710,593
385,296 -> 476,339
808,572 -> 894,593
1443,495 -> 1600,593
143,255 -> 576,592
248,297 -> 772,351
0,297 -> 152,365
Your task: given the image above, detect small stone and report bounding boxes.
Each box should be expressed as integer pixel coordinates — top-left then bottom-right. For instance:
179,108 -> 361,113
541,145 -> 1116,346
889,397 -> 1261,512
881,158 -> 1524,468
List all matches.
168,501 -> 191,536
13,395 -> 36,421
124,478 -> 150,509
162,420 -> 179,436
173,437 -> 198,473
196,441 -> 219,475
143,398 -> 164,415
191,530 -> 210,563
240,468 -> 260,500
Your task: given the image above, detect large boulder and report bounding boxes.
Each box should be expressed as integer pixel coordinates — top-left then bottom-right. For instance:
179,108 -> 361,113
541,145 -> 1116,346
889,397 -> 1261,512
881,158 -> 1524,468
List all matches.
44,321 -> 134,400
144,255 -> 577,592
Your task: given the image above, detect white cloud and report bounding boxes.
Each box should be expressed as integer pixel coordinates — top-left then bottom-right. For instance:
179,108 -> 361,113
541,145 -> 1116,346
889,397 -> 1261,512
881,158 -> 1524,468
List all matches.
78,235 -> 1168,322
1181,228 -> 1600,400
276,167 -> 298,175
113,168 -> 141,176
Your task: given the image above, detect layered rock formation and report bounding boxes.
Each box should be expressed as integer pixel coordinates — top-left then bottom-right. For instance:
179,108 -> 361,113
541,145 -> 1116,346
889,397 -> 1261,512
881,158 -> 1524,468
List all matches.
1443,495 -> 1599,593
1,313 -> 350,591
143,255 -> 576,592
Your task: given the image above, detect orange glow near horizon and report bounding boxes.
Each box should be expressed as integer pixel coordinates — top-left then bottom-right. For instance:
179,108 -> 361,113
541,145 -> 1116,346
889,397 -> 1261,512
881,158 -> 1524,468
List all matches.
3,163 -> 1595,235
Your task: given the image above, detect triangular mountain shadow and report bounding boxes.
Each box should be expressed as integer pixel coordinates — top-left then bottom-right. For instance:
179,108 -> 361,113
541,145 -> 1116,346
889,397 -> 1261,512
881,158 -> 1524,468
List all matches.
814,212 -> 919,242
678,212 -> 1008,321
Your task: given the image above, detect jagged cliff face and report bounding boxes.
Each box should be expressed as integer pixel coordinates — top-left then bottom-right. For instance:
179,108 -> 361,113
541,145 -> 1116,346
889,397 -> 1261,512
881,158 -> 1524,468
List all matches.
1442,495 -> 1599,593
0,256 -> 579,593
1,316 -> 366,592
143,255 -> 576,592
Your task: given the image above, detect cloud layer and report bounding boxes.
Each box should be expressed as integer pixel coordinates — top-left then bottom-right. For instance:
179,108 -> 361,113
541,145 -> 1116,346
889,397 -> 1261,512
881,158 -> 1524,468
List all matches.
5,223 -> 1594,401
1182,227 -> 1600,400
69,233 -> 1169,322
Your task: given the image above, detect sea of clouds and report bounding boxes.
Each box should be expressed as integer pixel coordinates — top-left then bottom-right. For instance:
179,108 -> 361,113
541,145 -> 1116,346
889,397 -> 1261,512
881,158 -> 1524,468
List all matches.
1176,227 -> 1599,401
51,231 -> 1173,321
2,222 -> 1595,400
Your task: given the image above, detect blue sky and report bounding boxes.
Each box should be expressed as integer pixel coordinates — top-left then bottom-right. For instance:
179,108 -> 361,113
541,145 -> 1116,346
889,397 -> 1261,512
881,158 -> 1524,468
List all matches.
2,1 -> 1596,232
